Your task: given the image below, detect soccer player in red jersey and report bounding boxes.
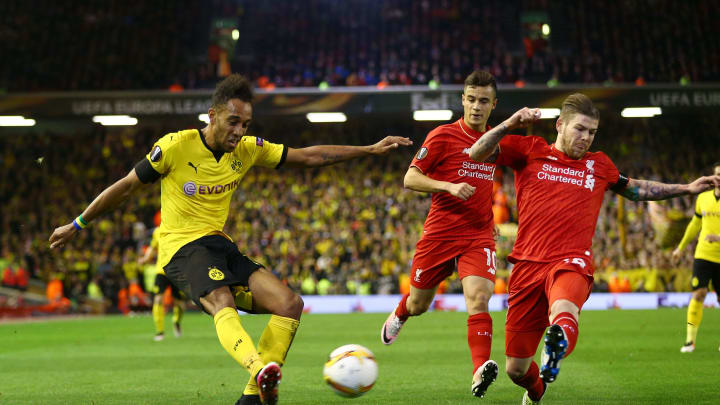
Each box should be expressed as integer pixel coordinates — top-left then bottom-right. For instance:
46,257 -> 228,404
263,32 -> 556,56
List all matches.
468,94 -> 720,403
380,70 -> 504,398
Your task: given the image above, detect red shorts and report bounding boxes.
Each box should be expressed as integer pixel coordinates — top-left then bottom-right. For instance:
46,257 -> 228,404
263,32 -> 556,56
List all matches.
409,238 -> 496,290
504,257 -> 594,358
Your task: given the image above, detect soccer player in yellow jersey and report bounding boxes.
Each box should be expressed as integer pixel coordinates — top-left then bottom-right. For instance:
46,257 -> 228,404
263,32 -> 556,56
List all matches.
673,162 -> 720,353
138,226 -> 186,341
49,74 -> 412,405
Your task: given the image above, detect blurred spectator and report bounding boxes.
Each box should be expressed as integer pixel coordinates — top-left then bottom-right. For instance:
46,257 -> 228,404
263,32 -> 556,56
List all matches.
2,1 -> 717,92
2,111 -> 718,315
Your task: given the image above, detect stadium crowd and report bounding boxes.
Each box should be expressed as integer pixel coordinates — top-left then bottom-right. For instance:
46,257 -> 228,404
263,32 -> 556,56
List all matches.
1,113 -> 716,313
2,0 -> 718,92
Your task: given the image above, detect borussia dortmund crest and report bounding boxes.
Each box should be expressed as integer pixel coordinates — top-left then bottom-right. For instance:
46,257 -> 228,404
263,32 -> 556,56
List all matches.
231,159 -> 243,173
208,266 -> 225,281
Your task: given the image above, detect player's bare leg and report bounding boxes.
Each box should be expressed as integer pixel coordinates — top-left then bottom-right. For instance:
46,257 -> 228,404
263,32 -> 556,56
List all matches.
381,285 -> 437,345
682,287 -> 707,353
462,276 -> 497,398
541,299 -> 580,383
507,356 -> 546,403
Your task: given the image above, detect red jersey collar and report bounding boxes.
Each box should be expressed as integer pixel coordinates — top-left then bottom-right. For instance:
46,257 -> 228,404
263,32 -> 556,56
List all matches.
550,143 -> 588,161
458,118 -> 489,140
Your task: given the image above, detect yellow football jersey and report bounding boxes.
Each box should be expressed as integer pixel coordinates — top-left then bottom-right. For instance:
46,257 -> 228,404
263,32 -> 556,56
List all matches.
678,190 -> 720,263
145,129 -> 285,269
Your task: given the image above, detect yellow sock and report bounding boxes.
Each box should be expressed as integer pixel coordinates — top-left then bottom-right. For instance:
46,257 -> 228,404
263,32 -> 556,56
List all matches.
172,304 -> 184,325
233,287 -> 254,313
213,307 -> 264,376
243,315 -> 300,395
686,298 -> 704,344
152,302 -> 164,334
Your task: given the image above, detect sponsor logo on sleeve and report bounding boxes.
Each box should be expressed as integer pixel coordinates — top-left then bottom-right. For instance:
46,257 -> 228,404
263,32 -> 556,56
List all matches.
416,147 -> 428,160
256,137 -> 264,147
150,146 -> 162,162
414,268 -> 423,282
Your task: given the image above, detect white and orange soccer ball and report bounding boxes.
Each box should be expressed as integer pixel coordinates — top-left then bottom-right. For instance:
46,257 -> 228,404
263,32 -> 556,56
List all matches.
323,344 -> 378,398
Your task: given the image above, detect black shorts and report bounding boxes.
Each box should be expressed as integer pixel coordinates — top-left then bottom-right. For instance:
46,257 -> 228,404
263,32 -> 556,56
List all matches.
152,273 -> 184,299
163,235 -> 263,307
691,258 -> 720,291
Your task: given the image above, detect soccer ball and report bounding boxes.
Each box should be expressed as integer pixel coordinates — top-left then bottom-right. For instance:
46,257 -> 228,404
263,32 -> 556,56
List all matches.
323,344 -> 378,398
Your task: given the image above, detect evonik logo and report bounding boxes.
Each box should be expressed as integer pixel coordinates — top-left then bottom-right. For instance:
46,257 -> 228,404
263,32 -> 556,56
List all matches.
182,179 -> 240,196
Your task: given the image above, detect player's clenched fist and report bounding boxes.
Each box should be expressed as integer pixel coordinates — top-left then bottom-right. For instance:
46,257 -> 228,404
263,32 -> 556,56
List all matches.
447,182 -> 476,201
504,107 -> 541,130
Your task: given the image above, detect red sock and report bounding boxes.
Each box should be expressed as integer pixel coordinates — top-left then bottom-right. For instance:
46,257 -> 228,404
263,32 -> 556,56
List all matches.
467,312 -> 493,373
394,294 -> 410,321
552,312 -> 579,357
510,361 -> 545,401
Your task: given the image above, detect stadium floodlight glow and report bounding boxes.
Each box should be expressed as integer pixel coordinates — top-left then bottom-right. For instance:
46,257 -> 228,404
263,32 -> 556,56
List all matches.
413,110 -> 453,121
538,108 -> 561,119
0,115 -> 36,126
621,107 -> 662,118
542,24 -> 551,36
232,29 -> 239,41
198,114 -> 210,124
92,115 -> 138,126
306,112 -> 347,123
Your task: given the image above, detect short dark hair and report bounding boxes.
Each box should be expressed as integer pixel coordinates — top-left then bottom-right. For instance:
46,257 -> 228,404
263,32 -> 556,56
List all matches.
211,74 -> 254,109
714,161 -> 720,170
464,70 -> 497,97
560,93 -> 600,121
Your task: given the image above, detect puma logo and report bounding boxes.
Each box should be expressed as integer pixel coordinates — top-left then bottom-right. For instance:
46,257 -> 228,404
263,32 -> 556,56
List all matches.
188,161 -> 200,173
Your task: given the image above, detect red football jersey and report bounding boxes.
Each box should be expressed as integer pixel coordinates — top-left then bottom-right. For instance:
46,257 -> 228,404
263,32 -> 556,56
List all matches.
496,135 -> 620,265
410,118 -> 496,242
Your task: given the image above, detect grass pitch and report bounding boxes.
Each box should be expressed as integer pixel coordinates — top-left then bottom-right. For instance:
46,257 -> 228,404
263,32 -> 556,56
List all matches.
1,308 -> 718,404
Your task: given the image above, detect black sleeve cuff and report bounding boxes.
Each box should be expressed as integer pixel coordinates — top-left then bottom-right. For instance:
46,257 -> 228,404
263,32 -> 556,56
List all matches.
610,172 -> 630,193
275,145 -> 288,169
134,158 -> 161,184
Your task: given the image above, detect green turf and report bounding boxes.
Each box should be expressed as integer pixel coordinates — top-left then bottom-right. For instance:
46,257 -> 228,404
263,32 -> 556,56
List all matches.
1,308 -> 719,404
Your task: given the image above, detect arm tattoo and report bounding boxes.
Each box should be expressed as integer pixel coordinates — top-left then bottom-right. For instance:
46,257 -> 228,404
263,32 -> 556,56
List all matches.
619,179 -> 686,201
319,153 -> 345,165
485,147 -> 500,163
618,186 -> 641,201
470,123 -> 508,162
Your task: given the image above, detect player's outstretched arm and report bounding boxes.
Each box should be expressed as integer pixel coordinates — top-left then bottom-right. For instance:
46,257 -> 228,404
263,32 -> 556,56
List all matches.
283,136 -> 412,168
469,107 -> 541,162
672,214 -> 702,261
615,175 -> 720,202
49,168 -> 147,249
404,166 -> 475,200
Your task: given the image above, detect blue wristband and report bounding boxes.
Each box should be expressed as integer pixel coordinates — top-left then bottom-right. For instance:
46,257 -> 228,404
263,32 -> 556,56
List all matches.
72,219 -> 82,231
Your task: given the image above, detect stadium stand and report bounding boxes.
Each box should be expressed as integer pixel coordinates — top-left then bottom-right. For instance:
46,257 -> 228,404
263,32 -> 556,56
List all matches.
1,0 -> 718,92
2,112 -> 717,313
